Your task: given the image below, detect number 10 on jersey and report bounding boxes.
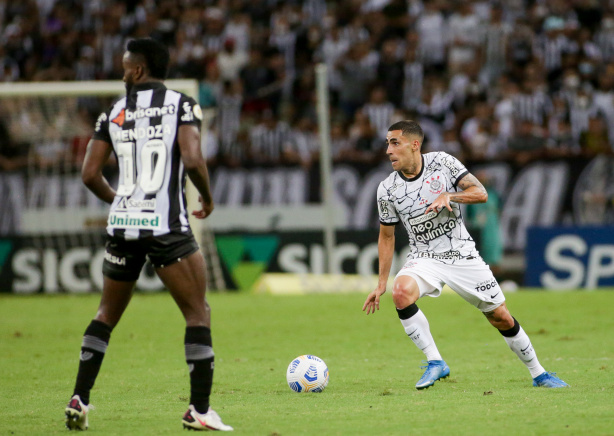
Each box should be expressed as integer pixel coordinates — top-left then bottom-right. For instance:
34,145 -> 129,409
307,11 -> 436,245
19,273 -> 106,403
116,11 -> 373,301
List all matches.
116,139 -> 168,196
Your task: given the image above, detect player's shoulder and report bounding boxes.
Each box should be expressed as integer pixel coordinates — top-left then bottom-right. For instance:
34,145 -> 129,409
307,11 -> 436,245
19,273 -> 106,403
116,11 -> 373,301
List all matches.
426,151 -> 466,168
378,170 -> 401,191
94,97 -> 126,132
106,96 -> 127,113
424,151 -> 452,164
172,91 -> 203,123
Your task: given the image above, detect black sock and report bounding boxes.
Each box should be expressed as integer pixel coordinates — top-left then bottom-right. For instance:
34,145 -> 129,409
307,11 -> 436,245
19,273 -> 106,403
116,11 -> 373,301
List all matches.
73,320 -> 112,405
396,303 -> 419,320
498,317 -> 520,337
185,326 -> 214,414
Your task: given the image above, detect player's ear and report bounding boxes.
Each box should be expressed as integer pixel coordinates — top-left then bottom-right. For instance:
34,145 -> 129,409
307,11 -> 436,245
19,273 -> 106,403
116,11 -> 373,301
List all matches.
135,63 -> 146,81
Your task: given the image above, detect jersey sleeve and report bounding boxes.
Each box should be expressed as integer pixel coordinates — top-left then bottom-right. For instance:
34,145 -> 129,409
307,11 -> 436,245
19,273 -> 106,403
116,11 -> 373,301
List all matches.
91,110 -> 111,143
440,152 -> 469,188
178,95 -> 203,130
377,181 -> 399,226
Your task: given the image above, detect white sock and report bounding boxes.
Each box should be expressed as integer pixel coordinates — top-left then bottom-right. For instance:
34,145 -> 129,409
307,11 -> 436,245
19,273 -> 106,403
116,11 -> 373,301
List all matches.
399,308 -> 442,361
503,326 -> 545,378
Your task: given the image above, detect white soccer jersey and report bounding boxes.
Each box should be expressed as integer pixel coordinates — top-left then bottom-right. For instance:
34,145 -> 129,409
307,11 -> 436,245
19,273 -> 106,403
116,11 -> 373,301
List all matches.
377,152 -> 481,264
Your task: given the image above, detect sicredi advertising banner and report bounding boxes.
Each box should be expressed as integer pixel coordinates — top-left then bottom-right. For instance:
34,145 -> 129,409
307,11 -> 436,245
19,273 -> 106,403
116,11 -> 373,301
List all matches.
525,227 -> 614,289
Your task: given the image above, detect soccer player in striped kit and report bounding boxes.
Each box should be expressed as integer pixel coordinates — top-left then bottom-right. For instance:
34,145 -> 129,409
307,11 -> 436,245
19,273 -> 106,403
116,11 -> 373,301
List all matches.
363,120 -> 568,390
65,38 -> 232,431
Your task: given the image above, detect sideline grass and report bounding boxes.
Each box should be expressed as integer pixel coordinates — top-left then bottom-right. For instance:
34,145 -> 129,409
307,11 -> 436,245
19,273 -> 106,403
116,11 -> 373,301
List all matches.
1,290 -> 613,435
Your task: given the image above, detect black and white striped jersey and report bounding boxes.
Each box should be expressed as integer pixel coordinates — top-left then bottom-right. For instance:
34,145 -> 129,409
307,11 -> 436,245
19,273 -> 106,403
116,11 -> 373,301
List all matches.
377,152 -> 480,264
92,82 -> 202,240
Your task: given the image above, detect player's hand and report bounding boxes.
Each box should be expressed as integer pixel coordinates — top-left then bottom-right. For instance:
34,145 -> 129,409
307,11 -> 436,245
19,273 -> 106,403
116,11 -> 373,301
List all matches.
192,195 -> 214,219
363,287 -> 386,315
425,192 -> 453,215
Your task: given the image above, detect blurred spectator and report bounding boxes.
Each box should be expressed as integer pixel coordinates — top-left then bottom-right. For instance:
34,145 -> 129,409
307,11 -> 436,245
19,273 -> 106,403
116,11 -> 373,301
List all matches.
218,38 -> 248,81
417,74 -> 455,129
240,48 -> 274,114
336,41 -> 377,120
217,79 -> 244,158
415,0 -> 446,71
0,117 -> 28,235
513,66 -> 552,127
199,61 -> 222,108
460,100 -> 494,160
0,46 -> 20,82
376,38 -> 404,107
579,114 -> 611,156
465,171 -> 503,273
224,12 -> 251,53
507,119 -> 547,166
321,25 -> 351,103
401,35 -> 424,111
331,121 -> 352,163
424,128 -> 464,160
483,4 -> 512,84
361,85 -> 395,140
288,116 -> 319,167
447,2 -> 483,74
535,16 -> 573,83
249,109 -> 291,166
547,117 -> 578,157
291,66 -> 317,121
594,13 -> 614,61
346,110 -> 381,165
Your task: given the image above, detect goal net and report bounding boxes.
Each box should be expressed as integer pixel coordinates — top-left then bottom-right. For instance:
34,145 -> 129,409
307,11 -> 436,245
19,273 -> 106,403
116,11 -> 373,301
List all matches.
0,80 -> 226,293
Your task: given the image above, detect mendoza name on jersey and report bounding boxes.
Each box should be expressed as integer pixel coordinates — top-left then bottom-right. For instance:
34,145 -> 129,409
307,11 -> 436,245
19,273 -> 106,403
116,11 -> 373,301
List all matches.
113,124 -> 172,142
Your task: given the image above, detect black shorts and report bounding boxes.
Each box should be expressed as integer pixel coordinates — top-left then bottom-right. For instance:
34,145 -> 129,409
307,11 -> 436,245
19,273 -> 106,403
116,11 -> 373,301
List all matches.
102,232 -> 200,282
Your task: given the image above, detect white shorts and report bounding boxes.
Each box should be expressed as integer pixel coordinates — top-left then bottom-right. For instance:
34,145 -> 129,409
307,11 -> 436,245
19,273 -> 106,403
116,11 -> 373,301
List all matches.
395,258 -> 505,312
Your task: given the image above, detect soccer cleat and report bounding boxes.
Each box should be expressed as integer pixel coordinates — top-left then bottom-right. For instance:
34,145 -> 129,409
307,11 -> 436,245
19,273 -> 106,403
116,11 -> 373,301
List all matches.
182,405 -> 233,431
65,395 -> 89,430
415,360 -> 450,390
532,371 -> 569,388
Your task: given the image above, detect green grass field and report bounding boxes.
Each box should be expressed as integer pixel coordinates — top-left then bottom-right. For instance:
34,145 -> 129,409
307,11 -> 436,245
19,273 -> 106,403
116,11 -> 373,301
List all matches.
1,290 -> 614,435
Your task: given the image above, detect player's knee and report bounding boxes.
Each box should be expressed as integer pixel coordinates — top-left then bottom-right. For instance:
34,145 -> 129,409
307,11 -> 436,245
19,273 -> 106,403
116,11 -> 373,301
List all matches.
485,306 -> 514,329
392,282 -> 418,308
497,313 -> 515,330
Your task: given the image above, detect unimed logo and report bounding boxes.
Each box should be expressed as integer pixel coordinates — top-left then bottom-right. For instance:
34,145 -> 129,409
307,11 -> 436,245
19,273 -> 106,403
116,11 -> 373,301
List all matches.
215,235 -> 279,290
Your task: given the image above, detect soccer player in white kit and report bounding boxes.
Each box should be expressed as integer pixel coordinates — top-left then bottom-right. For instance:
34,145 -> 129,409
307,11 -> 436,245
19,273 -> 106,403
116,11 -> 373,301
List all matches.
362,120 -> 568,389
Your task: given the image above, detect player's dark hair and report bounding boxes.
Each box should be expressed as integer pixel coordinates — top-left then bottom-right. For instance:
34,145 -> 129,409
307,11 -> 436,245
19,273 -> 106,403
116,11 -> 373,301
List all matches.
126,38 -> 169,80
388,120 -> 424,143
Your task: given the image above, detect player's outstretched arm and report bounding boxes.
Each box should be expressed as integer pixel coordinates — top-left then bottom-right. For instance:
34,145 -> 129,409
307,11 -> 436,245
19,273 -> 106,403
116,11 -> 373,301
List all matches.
81,139 -> 116,204
363,224 -> 395,315
425,173 -> 488,214
178,124 -> 214,219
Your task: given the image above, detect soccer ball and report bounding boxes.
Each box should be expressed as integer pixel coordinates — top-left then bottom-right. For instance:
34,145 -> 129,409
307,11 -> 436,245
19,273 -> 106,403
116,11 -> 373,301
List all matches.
286,355 -> 329,393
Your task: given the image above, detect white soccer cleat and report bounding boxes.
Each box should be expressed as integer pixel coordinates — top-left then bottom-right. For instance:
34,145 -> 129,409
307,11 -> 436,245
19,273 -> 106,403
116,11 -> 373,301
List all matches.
182,405 -> 233,431
65,395 -> 89,430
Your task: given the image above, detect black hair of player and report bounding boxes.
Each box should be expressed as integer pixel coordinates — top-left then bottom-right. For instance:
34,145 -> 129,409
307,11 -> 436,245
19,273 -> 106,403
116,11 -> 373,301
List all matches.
388,120 -> 424,143
126,38 -> 169,80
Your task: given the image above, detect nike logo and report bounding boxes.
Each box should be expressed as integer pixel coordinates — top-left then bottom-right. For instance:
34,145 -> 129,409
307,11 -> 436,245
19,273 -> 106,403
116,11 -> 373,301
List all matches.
521,344 -> 532,352
490,292 -> 499,299
195,416 -> 216,431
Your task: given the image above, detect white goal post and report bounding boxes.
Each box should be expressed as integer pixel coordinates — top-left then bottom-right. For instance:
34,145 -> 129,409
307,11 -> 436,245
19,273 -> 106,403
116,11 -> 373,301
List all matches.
0,80 -> 226,291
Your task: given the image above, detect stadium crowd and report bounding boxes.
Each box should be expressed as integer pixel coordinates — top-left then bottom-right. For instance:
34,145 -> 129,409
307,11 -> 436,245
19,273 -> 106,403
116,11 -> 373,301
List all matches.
1,0 -> 614,173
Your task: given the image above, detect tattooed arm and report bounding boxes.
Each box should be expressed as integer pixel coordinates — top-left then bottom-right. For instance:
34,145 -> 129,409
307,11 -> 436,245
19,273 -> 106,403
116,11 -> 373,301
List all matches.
425,173 -> 488,214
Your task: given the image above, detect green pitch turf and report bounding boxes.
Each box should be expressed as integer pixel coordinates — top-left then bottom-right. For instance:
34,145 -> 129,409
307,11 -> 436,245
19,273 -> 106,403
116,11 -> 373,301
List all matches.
1,290 -> 613,435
